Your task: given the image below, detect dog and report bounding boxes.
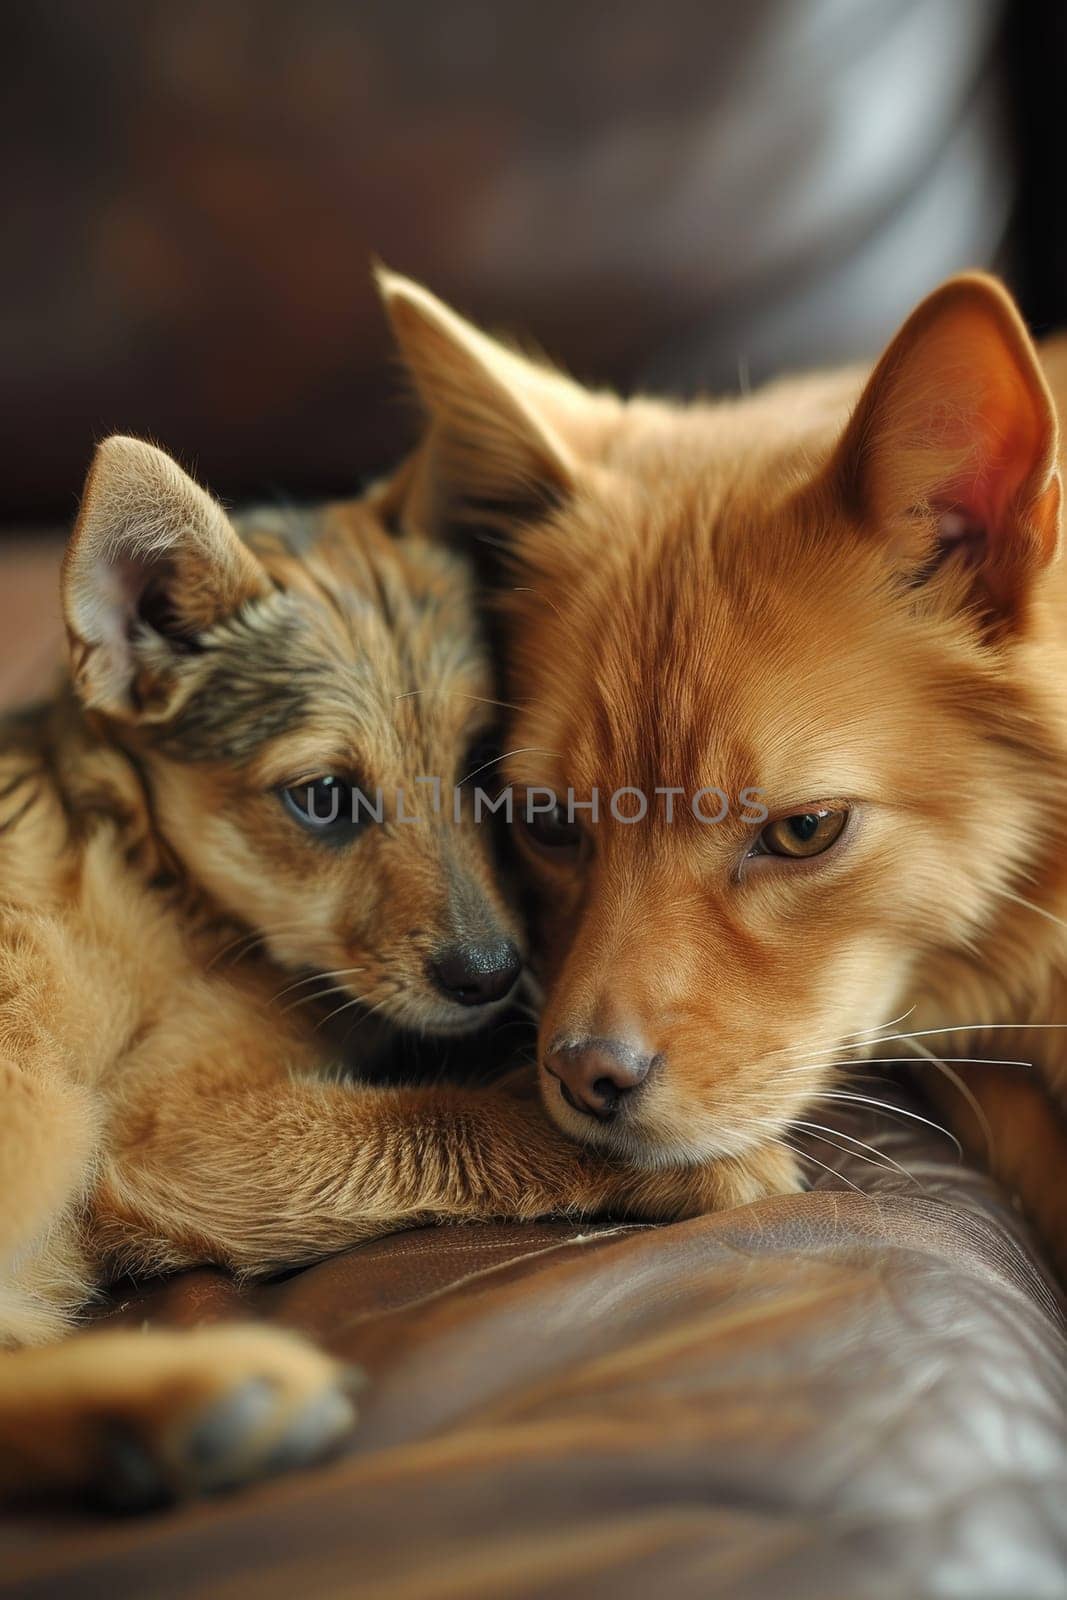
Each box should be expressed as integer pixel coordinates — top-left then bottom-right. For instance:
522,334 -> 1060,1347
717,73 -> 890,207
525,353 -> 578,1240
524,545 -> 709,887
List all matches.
380,267 -> 1067,1277
0,437 -> 752,1506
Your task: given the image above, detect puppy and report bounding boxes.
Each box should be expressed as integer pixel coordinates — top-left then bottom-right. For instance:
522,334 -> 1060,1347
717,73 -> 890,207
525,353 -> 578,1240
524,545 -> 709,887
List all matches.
380,268 -> 1067,1275
0,438 -> 745,1506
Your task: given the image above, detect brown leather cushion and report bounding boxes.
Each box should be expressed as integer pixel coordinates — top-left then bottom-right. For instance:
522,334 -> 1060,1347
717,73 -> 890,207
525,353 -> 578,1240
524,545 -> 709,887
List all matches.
1,545 -> 1065,1596
3,1110 -> 1065,1599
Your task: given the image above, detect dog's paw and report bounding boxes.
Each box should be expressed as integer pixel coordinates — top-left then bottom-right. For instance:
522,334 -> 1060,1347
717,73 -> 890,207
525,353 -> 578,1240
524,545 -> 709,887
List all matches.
4,1323 -> 359,1509
96,1325 -> 360,1509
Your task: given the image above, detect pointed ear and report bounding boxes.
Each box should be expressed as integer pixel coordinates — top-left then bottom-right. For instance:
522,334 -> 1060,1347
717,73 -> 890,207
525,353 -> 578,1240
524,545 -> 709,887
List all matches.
62,436 -> 271,720
376,269 -> 608,537
829,273 -> 1061,627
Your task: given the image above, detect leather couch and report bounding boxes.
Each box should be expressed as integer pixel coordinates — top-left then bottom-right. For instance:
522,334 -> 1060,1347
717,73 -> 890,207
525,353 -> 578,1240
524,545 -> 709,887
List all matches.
3,1093 -> 1065,1596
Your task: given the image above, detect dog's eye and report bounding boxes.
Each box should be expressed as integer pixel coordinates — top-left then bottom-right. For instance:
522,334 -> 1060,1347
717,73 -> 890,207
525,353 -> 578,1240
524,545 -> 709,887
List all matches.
520,803 -> 584,858
755,809 -> 848,859
281,775 -> 361,842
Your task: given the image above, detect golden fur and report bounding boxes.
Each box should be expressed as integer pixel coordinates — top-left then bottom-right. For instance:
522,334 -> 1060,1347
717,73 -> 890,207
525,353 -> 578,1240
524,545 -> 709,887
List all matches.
0,441 -> 775,1505
381,268 -> 1067,1277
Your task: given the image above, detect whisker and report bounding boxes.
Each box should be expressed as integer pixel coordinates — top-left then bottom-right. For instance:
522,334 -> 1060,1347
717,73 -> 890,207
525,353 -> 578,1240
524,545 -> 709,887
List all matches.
775,1054 -> 1032,1077
992,885 -> 1067,935
772,1133 -> 865,1196
784,1022 -> 1067,1059
814,1091 -> 962,1157
272,966 -> 366,1006
908,1039 -> 995,1157
280,982 -> 367,1017
339,994 -> 396,1045
897,1055 -> 1031,1071
454,692 -> 525,714
790,1120 -> 919,1185
839,1005 -> 918,1043
314,990 -> 374,1030
218,934 -> 288,968
766,1005 -> 917,1061
459,746 -> 559,787
205,919 -> 325,971
394,687 -> 524,715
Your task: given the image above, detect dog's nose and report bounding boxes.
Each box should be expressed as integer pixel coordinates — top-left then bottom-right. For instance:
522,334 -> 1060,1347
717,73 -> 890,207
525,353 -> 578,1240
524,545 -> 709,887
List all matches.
545,1035 -> 655,1120
428,938 -> 521,1006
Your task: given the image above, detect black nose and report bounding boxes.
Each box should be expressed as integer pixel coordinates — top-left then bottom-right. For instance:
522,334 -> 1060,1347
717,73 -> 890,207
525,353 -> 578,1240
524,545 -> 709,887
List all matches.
545,1036 -> 655,1120
428,938 -> 522,1007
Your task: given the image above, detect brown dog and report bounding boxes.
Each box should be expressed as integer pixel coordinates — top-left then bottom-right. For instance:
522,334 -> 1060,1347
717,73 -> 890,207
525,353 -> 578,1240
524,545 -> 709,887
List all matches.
381,268 -> 1067,1275
0,439 -> 767,1506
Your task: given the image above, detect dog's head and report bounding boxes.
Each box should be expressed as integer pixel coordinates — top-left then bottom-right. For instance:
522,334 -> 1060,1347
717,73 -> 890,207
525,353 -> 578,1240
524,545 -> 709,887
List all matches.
381,269 -> 1067,1162
62,436 -> 521,1034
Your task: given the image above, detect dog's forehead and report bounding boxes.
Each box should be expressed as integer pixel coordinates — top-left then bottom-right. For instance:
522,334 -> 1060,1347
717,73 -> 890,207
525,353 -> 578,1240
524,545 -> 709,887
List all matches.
512,497 -> 925,800
161,534 -> 489,771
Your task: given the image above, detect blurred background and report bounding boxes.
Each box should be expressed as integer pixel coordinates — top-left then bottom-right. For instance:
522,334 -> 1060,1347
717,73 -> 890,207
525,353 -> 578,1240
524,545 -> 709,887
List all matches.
2,0 -> 1064,527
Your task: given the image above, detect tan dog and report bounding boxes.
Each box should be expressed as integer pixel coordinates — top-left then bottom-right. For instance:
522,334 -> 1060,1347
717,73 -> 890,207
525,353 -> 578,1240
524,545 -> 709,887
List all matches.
381,268 -> 1067,1276
0,440 -> 765,1506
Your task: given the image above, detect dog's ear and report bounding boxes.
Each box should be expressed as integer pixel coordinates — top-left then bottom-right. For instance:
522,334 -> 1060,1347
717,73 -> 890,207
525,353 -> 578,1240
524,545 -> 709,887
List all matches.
829,273 -> 1061,628
376,269 -> 611,540
63,435 -> 271,720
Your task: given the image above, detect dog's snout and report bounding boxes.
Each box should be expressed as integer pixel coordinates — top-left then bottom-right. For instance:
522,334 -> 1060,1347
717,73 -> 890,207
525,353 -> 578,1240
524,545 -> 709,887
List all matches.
428,937 -> 521,1007
546,1035 -> 656,1120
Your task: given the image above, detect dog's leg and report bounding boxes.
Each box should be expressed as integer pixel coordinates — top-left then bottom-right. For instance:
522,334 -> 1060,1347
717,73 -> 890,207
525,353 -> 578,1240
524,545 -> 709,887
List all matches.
0,1058 -> 99,1348
0,926 -> 358,1506
94,1070 -> 802,1275
0,906 -> 138,1347
0,1058 -> 357,1507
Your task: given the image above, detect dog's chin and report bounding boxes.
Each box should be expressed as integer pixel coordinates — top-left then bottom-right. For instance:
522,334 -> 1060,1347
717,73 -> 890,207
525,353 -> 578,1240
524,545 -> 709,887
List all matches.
424,1005 -> 511,1037
389,990 -> 515,1038
314,978 -> 514,1045
540,1075 -> 759,1169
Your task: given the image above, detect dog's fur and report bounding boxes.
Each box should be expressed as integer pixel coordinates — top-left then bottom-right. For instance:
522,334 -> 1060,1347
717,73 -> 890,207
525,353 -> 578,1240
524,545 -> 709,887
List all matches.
0,440 -> 777,1504
381,268 -> 1067,1273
